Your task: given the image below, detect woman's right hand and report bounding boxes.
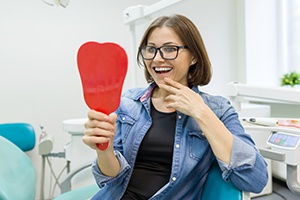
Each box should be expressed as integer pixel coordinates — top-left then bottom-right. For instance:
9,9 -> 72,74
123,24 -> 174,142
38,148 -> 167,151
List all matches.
82,109 -> 117,151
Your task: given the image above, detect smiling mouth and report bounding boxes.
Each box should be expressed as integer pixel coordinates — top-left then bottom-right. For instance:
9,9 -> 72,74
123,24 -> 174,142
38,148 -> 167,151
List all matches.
153,67 -> 172,74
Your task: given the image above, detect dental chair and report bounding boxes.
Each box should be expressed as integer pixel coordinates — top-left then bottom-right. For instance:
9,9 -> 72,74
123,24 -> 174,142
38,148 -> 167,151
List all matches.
0,134 -> 36,200
0,136 -> 98,200
0,123 -> 36,199
0,123 -> 98,200
202,160 -> 250,200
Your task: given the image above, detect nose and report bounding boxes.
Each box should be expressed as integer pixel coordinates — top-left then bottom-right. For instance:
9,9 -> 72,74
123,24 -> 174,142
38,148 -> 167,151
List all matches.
153,49 -> 164,61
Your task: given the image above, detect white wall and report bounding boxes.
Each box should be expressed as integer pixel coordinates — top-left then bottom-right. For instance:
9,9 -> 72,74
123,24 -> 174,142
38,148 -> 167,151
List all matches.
0,0 -> 246,199
0,0 -> 156,199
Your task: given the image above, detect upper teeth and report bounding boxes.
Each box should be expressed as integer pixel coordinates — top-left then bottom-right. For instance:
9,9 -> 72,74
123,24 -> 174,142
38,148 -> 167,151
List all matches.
154,67 -> 172,71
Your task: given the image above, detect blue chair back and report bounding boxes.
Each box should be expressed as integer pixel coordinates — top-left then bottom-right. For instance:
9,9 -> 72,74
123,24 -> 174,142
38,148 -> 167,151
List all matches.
0,136 -> 36,200
0,123 -> 35,151
201,160 -> 243,200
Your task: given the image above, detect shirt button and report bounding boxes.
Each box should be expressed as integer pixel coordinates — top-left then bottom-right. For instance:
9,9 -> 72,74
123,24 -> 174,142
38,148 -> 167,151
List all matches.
172,177 -> 177,181
175,144 -> 180,148
122,117 -> 125,120
178,115 -> 182,119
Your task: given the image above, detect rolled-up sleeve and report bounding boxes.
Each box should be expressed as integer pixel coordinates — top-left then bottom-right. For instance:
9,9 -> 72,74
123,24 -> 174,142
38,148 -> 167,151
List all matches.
92,150 -> 131,188
217,136 -> 268,193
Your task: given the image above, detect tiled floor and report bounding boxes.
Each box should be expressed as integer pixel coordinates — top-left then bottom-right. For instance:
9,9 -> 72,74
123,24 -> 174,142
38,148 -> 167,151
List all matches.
252,178 -> 300,200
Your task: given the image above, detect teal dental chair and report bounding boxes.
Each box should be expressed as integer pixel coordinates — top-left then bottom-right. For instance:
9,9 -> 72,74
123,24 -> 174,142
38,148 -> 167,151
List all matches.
0,122 -> 37,200
0,122 -> 35,152
0,136 -> 37,200
0,123 -> 98,200
0,135 -> 99,200
0,122 -> 249,200
202,160 -> 250,200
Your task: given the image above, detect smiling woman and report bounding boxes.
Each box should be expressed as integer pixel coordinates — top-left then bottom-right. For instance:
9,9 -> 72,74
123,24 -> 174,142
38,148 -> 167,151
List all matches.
82,14 -> 268,200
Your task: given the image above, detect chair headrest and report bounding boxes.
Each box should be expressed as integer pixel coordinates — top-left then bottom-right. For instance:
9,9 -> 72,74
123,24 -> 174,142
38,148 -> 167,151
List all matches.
0,123 -> 36,151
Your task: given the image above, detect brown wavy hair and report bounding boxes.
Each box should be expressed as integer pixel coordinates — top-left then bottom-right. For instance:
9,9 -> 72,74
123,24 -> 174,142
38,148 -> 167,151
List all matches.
137,14 -> 212,87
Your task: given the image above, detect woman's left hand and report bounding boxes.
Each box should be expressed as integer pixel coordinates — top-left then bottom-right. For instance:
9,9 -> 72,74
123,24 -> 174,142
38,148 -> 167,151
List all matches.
158,78 -> 205,118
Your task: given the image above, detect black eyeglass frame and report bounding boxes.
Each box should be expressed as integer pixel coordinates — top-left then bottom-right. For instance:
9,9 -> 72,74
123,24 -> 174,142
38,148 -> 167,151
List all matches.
139,45 -> 188,60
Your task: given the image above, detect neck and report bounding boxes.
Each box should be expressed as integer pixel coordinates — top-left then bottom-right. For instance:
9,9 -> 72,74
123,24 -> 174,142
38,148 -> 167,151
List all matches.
151,86 -> 176,113
152,86 -> 169,99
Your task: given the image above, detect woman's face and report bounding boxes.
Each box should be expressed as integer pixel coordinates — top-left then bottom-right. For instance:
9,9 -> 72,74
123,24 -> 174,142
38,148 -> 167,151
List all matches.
144,27 -> 195,86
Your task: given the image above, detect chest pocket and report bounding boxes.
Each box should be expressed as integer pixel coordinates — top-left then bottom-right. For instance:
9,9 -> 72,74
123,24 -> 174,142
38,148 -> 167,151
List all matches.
118,114 -> 136,144
188,130 -> 209,161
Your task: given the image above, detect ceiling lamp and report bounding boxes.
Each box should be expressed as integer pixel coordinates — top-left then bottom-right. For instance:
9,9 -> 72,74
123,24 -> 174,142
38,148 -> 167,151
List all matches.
42,0 -> 69,8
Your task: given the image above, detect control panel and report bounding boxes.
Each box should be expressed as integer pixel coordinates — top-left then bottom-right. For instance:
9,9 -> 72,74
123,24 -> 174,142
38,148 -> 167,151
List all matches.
267,131 -> 300,165
268,132 -> 300,149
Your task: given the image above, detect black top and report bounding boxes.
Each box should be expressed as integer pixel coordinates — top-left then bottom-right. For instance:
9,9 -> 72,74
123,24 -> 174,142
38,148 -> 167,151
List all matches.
121,101 -> 176,200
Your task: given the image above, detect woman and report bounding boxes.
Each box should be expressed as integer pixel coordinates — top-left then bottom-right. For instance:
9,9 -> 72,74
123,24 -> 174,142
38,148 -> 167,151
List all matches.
83,14 -> 268,199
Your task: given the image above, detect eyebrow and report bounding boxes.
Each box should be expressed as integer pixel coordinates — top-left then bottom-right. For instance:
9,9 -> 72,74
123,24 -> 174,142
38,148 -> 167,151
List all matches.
147,42 -> 178,46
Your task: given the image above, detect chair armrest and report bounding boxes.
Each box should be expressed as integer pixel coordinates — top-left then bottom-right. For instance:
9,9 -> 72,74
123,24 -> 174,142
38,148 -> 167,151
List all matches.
60,162 -> 92,193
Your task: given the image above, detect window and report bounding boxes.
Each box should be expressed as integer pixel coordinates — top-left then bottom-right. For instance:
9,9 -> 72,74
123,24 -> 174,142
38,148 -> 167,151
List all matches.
278,0 -> 300,73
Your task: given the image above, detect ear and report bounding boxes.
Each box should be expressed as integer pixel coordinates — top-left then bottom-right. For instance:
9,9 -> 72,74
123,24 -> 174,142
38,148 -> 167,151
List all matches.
190,57 -> 198,65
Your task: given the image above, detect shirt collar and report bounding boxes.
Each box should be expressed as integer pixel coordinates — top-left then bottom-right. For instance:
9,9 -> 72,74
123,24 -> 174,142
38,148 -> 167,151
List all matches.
140,82 -> 157,102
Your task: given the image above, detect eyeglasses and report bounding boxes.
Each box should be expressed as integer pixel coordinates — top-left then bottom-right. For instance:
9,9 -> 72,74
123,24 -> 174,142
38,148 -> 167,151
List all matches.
139,45 -> 188,60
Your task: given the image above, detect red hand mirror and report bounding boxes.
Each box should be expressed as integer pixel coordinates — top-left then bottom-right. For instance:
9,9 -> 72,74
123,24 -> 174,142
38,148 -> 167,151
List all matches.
77,41 -> 128,150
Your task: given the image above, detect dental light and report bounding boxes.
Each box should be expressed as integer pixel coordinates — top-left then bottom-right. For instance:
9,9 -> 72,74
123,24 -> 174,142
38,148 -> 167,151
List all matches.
42,0 -> 69,8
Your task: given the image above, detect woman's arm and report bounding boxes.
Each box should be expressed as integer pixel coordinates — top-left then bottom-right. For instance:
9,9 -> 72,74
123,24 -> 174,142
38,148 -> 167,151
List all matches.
82,110 -> 120,177
192,104 -> 234,164
158,78 -> 233,164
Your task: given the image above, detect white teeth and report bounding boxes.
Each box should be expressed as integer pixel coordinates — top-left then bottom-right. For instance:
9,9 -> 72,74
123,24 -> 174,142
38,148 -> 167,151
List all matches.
154,67 -> 172,71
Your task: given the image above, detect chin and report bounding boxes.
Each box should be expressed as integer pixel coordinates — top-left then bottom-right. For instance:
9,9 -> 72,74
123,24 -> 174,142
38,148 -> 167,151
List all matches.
153,77 -> 167,85
154,80 -> 163,86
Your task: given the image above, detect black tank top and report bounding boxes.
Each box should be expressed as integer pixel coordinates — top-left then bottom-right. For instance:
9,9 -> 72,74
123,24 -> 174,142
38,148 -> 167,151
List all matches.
121,101 -> 176,200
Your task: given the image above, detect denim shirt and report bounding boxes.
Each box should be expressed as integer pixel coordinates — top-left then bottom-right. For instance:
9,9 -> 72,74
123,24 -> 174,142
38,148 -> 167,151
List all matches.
91,83 -> 268,200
